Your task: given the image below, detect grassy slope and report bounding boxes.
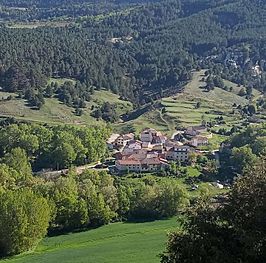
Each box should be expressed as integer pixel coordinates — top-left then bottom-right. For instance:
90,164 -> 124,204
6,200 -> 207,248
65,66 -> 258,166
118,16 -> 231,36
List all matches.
2,218 -> 178,263
0,72 -> 258,133
223,79 -> 262,99
116,70 -> 250,135
0,88 -> 132,125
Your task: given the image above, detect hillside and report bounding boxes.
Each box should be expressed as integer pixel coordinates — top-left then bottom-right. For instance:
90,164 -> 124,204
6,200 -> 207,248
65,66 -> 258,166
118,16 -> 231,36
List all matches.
0,0 -> 265,107
2,218 -> 177,263
0,89 -> 132,125
116,70 -> 256,135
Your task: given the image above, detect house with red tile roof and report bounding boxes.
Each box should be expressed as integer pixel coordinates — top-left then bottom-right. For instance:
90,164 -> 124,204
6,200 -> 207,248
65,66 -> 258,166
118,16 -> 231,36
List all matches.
115,155 -> 168,172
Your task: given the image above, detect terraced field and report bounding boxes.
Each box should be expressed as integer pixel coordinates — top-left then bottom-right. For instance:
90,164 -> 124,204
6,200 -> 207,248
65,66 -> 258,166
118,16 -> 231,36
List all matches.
117,70 -> 251,135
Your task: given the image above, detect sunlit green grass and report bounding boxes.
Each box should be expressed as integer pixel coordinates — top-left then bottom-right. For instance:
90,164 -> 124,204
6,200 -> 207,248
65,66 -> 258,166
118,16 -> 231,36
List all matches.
0,88 -> 132,125
2,218 -> 178,263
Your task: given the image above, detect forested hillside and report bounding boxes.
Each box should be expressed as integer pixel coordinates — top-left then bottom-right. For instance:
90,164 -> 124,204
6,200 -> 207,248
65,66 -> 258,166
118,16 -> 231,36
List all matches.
0,0 -> 265,114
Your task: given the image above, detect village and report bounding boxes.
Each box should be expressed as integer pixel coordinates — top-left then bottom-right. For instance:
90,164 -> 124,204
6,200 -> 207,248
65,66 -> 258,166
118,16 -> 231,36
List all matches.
107,125 -> 212,173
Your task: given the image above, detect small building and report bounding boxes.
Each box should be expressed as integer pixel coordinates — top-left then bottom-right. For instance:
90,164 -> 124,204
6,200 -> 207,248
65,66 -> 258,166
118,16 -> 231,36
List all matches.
107,133 -> 120,150
122,140 -> 142,154
151,144 -> 164,152
164,139 -> 184,151
185,125 -> 207,137
116,159 -> 142,172
114,133 -> 135,148
152,135 -> 167,144
190,136 -> 209,147
140,128 -> 158,143
166,145 -> 193,162
140,128 -> 164,143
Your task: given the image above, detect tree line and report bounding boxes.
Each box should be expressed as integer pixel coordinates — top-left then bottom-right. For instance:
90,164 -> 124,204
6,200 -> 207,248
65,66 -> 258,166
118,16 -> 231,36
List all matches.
0,164 -> 188,257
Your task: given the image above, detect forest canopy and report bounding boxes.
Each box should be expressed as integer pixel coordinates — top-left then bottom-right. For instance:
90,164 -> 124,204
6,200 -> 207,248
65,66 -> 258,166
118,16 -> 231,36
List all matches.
0,0 -> 265,111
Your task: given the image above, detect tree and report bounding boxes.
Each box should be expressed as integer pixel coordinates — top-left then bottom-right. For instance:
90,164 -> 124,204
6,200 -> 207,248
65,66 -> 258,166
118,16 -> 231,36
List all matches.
0,164 -> 21,191
161,158 -> 266,263
0,189 -> 50,256
51,176 -> 89,230
213,76 -> 224,89
251,137 -> 266,155
238,88 -> 246,96
52,142 -> 76,169
195,101 -> 201,109
2,147 -> 32,179
231,146 -> 257,174
247,104 -> 256,115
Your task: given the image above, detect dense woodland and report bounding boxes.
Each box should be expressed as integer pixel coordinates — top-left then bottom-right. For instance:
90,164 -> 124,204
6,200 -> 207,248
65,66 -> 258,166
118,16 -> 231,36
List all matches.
0,122 -> 110,170
0,0 -> 265,113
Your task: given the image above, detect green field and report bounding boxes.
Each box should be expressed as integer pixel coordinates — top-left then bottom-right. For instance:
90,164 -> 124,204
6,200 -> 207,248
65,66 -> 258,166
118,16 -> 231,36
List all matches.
2,218 -> 178,263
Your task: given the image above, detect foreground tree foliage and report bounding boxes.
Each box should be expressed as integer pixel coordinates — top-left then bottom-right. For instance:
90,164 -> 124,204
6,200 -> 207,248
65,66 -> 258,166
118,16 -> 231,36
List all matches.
0,189 -> 50,256
161,157 -> 266,263
0,157 -> 188,257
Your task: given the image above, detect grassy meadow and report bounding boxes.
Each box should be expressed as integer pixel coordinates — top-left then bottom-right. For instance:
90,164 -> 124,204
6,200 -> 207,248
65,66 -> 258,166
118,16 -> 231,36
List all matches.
0,87 -> 132,126
2,218 -> 178,263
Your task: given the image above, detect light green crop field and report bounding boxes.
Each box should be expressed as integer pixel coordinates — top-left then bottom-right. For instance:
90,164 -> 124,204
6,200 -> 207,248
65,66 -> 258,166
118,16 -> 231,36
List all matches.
2,218 -> 178,263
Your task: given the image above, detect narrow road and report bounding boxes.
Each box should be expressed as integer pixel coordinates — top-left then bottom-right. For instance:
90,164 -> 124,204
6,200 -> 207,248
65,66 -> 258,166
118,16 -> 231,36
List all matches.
35,161 -> 106,180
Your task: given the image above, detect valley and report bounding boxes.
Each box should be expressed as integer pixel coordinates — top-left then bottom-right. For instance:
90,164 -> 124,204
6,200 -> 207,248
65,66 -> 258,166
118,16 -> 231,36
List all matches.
0,1 -> 265,262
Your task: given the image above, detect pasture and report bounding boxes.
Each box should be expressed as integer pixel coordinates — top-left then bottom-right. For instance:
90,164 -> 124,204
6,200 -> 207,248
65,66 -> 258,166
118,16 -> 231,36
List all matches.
2,218 -> 178,263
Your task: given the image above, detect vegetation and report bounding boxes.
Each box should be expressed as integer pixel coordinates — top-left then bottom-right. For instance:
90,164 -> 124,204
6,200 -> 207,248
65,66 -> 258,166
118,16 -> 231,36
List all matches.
219,124 -> 266,180
0,0 -> 265,261
0,122 -> 110,170
161,157 -> 266,263
0,89 -> 132,125
0,0 -> 265,112
0,144 -> 189,257
0,189 -> 50,256
116,70 -> 256,135
1,217 -> 178,263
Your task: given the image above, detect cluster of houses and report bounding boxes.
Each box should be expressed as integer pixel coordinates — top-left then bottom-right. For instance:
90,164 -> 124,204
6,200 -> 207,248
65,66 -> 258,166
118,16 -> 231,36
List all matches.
107,126 -> 211,173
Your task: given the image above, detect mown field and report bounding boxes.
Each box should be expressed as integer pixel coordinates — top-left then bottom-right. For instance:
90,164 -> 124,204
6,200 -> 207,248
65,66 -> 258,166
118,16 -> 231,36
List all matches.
2,218 -> 178,263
